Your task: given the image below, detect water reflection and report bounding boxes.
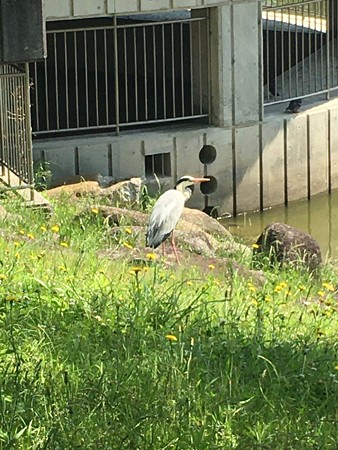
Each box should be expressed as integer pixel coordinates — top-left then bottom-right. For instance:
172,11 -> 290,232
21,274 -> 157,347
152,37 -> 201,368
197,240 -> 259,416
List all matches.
221,190 -> 338,259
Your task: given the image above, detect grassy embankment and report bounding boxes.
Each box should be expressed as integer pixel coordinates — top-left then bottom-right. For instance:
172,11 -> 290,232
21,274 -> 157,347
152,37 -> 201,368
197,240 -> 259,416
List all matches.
0,194 -> 337,449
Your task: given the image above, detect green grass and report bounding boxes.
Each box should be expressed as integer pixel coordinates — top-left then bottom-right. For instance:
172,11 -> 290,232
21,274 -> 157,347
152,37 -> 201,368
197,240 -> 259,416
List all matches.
0,195 -> 337,449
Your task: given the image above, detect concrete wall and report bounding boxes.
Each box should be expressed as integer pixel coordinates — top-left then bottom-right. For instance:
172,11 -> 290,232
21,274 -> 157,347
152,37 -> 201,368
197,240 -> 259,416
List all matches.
45,0 -> 231,19
33,97 -> 338,215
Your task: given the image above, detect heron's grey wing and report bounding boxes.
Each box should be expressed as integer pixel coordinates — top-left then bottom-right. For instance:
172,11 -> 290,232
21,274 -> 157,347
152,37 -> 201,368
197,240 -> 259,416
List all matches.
146,190 -> 185,248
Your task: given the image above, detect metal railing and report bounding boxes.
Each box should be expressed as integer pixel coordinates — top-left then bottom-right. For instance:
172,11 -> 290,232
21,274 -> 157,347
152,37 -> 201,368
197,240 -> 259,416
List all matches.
263,0 -> 338,104
0,63 -> 34,187
30,13 -> 210,136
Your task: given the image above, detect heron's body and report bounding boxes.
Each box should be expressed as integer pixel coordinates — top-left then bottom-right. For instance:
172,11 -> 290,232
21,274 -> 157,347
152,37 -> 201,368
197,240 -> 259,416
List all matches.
146,175 -> 209,262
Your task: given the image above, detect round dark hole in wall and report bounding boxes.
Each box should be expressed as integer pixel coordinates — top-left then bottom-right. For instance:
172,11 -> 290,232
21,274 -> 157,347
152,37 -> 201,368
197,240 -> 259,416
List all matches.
199,145 -> 217,165
200,176 -> 217,196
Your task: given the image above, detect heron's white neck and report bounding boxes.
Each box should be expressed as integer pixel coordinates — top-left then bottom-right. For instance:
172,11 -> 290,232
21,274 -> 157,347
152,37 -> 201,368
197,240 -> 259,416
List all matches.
176,183 -> 193,201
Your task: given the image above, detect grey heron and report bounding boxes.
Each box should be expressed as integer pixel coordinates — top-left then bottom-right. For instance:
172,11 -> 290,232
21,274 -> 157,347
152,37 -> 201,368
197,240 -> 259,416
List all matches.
146,175 -> 210,263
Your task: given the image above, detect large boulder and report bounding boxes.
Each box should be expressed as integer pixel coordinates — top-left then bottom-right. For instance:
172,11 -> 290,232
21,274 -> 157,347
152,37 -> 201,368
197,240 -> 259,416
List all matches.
47,177 -> 145,207
253,222 -> 322,272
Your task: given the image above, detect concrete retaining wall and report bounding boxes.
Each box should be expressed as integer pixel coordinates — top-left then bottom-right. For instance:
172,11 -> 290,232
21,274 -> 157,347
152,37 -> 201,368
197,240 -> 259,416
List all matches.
33,97 -> 338,215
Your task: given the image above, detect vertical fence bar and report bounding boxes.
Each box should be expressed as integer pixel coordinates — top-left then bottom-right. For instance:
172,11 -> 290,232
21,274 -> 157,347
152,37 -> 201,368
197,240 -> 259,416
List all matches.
113,15 -> 120,133
123,28 -> 129,123
104,28 -> 109,125
74,31 -> 80,128
162,24 -> 167,119
84,30 -> 89,127
143,26 -> 148,121
171,23 -> 176,118
134,26 -> 139,122
153,25 -> 158,119
94,29 -> 99,126
64,31 -> 69,129
53,33 -> 60,130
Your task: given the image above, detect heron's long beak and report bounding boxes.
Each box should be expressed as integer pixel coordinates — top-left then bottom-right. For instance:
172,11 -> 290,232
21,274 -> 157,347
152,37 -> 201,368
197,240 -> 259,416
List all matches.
192,177 -> 210,183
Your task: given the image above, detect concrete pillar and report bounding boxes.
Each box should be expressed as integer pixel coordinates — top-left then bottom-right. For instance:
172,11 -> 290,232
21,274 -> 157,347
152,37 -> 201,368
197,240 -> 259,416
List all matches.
208,5 -> 232,127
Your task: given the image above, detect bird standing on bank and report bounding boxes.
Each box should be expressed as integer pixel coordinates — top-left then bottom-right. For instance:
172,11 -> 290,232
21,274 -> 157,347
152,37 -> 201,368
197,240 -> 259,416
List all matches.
285,98 -> 302,114
146,175 -> 210,263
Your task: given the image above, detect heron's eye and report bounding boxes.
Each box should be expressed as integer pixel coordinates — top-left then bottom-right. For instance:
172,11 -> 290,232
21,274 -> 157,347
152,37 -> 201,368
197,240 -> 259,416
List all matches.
188,185 -> 195,193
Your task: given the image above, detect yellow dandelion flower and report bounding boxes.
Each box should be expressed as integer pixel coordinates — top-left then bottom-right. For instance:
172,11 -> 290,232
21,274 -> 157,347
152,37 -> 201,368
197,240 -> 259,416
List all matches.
40,226 -> 47,232
169,274 -> 176,280
59,265 -> 67,272
15,252 -> 20,259
335,365 -> 338,371
19,229 -> 25,235
6,295 -> 17,301
129,266 -> 142,275
166,334 -> 178,342
322,282 -> 335,292
14,241 -> 20,247
125,227 -> 132,234
146,252 -> 157,261
318,290 -> 325,297
91,207 -> 99,214
123,242 -> 133,250
37,252 -> 45,260
248,286 -> 256,292
280,281 -> 288,288
251,299 -> 259,306
51,225 -> 60,233
299,285 -> 306,291
274,285 -> 283,293
60,242 -> 69,248
252,243 -> 260,249
27,233 -> 35,240
99,269 -> 105,274
208,264 -> 215,270
187,281 -> 193,286
0,274 -> 7,280
265,295 -> 272,302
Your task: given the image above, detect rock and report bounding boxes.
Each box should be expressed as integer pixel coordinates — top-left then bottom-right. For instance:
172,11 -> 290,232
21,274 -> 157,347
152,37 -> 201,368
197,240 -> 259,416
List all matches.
47,181 -> 101,199
76,206 -> 149,226
253,222 -> 322,272
181,208 -> 233,239
101,177 -> 145,206
47,177 -> 145,207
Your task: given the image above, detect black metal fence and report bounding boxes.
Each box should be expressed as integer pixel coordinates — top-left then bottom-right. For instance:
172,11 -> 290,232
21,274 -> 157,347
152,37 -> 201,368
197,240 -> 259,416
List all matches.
263,0 -> 338,103
30,13 -> 210,136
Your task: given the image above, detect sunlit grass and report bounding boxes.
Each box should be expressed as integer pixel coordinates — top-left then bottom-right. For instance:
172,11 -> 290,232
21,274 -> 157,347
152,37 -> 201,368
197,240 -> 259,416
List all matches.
0,195 -> 336,449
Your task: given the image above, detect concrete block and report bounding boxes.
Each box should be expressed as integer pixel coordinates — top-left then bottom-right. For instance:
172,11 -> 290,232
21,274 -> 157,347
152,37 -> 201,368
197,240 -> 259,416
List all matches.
173,0 -> 198,7
233,1 -> 260,124
78,143 -> 111,177
112,137 -> 144,179
45,0 -> 71,18
108,0 -> 139,13
42,146 -> 76,182
73,0 -> 105,16
203,0 -> 229,4
308,110 -> 328,196
140,0 -> 170,11
329,107 -> 338,190
262,118 -> 285,208
234,124 -> 261,213
284,115 -> 308,203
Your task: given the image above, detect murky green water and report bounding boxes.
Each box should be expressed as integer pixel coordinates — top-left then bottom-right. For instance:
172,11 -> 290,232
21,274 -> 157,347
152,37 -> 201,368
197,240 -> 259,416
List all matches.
221,190 -> 338,259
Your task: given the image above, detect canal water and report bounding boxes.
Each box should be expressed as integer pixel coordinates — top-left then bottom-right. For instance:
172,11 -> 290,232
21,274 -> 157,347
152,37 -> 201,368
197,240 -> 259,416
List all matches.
221,190 -> 338,260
